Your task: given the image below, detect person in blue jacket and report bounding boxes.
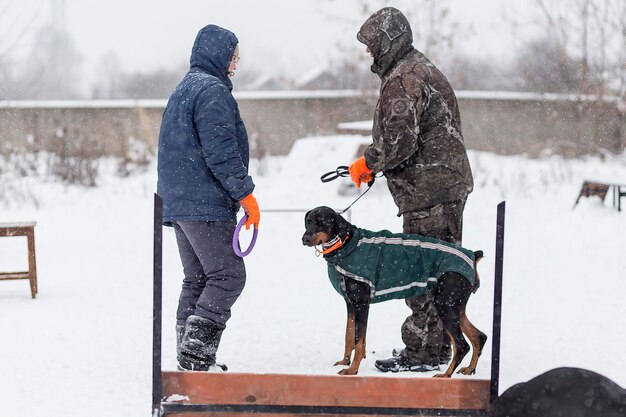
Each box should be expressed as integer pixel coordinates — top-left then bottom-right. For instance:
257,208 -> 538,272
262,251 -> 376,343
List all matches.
157,24 -> 260,372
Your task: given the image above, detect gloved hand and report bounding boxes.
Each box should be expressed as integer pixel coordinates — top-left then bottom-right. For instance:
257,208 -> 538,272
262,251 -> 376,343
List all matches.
349,157 -> 374,189
240,193 -> 260,230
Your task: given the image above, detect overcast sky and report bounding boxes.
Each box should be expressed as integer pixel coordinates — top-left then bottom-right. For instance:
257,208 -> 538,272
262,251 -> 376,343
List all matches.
1,0 -> 537,86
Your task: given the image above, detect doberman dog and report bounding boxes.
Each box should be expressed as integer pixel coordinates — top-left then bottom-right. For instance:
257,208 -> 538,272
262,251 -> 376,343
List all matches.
302,206 -> 487,377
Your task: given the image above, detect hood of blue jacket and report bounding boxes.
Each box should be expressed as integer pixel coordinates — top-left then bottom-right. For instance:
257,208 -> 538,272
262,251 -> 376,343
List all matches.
190,25 -> 238,90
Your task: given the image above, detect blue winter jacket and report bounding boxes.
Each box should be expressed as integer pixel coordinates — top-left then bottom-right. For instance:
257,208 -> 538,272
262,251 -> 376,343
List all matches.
157,25 -> 254,225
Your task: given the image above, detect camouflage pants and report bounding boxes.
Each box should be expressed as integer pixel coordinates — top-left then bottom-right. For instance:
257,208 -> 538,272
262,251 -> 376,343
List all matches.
399,200 -> 465,363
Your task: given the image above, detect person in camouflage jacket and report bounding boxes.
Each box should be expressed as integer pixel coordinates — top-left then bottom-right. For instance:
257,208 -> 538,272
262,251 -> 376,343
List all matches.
348,7 -> 474,372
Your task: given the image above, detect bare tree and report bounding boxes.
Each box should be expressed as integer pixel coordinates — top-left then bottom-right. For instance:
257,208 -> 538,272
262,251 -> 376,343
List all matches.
92,51 -> 124,99
521,0 -> 626,96
0,1 -> 45,60
12,22 -> 83,99
444,55 -> 515,92
321,0 -> 459,64
0,1 -> 46,99
316,0 -> 462,92
118,66 -> 186,99
504,0 -> 626,155
0,56 -> 17,99
510,37 -> 586,93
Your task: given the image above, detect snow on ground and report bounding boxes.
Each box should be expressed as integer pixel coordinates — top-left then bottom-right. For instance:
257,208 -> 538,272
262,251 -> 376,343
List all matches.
1,135 -> 626,416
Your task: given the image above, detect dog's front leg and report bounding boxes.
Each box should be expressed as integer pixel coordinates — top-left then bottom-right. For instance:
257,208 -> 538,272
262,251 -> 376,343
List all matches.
334,300 -> 355,366
338,299 -> 369,375
338,278 -> 371,375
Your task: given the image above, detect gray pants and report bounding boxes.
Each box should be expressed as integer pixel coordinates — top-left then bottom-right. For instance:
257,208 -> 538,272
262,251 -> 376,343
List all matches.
400,200 -> 465,363
173,221 -> 246,328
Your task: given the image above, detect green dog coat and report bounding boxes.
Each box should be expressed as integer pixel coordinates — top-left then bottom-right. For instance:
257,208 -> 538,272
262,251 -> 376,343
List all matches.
324,228 -> 477,303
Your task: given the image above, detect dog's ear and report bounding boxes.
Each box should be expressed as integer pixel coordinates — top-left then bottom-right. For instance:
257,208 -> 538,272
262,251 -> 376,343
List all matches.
335,212 -> 353,238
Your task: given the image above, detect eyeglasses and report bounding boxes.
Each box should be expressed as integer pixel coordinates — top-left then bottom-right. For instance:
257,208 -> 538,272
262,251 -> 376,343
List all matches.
232,55 -> 240,64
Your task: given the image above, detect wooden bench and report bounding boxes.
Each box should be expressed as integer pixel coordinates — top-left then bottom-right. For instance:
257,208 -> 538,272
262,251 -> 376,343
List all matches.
574,180 -> 626,211
0,222 -> 38,299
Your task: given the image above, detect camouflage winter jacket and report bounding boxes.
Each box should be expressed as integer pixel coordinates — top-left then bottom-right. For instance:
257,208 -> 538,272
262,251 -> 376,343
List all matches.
324,228 -> 477,304
357,8 -> 473,214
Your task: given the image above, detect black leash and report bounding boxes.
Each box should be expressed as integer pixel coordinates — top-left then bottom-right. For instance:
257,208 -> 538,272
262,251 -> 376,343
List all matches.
320,166 -> 379,215
320,166 -> 350,183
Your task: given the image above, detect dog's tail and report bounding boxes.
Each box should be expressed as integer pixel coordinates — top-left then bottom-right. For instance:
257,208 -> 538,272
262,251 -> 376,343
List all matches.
472,250 -> 484,293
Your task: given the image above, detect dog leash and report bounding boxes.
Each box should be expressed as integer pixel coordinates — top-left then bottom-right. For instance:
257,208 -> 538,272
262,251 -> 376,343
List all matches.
320,166 -> 380,215
320,166 -> 351,183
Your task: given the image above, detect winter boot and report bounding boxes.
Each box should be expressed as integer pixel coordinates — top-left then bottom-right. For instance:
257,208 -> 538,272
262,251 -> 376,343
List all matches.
176,323 -> 185,358
375,354 -> 440,373
178,315 -> 228,372
392,347 -> 450,365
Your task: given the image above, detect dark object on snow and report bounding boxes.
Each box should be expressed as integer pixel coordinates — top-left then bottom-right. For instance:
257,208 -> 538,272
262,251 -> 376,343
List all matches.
301,206 -> 486,376
178,315 -> 226,371
490,367 -> 626,417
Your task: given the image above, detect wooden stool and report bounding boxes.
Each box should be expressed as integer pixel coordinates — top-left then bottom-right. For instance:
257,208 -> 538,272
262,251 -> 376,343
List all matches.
0,222 -> 38,299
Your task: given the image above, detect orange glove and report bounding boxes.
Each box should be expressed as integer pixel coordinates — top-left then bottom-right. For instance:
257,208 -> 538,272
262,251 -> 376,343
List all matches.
349,157 -> 374,189
240,193 -> 260,230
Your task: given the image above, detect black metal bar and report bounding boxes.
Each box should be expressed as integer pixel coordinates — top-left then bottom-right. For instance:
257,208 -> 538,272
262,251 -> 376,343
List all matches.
161,403 -> 488,416
490,201 -> 505,405
153,194 -> 164,417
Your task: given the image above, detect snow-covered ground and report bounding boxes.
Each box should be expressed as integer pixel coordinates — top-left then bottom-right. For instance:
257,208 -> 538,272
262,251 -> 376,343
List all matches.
1,135 -> 626,416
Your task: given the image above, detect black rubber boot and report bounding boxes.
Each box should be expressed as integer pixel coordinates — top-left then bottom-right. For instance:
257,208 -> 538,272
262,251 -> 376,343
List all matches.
392,347 -> 450,365
178,315 -> 227,372
375,356 -> 440,373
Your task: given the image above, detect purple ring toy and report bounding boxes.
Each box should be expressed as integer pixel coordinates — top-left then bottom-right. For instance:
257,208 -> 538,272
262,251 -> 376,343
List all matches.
233,215 -> 258,257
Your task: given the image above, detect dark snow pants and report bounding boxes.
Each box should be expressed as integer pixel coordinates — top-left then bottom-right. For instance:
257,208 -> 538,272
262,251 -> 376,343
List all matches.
173,221 -> 246,328
399,200 -> 465,364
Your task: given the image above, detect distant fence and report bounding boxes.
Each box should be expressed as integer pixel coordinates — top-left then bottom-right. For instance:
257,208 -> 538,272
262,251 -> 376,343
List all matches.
0,90 -> 623,159
455,91 -> 624,156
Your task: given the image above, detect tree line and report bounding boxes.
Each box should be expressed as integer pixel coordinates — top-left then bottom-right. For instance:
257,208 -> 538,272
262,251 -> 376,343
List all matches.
0,0 -> 624,99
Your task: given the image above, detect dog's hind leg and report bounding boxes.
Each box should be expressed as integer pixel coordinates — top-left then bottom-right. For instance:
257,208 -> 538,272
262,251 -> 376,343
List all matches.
456,309 -> 487,375
433,273 -> 472,378
334,301 -> 355,366
434,327 -> 470,378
